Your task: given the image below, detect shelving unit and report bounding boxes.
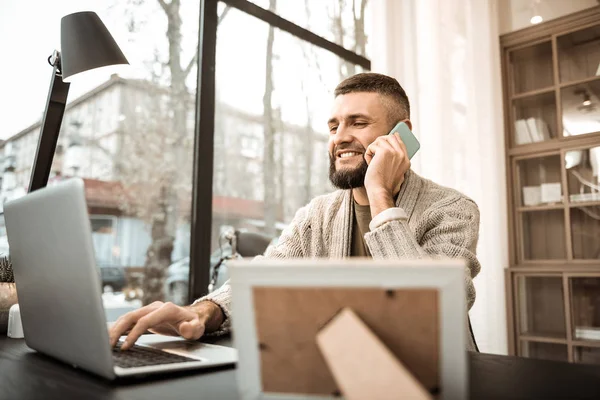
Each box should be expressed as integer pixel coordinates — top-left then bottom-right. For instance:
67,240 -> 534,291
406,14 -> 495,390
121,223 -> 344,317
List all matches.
501,8 -> 600,364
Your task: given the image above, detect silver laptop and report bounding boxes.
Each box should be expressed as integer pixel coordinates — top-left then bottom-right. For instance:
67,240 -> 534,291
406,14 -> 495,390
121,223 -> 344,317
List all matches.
3,178 -> 237,379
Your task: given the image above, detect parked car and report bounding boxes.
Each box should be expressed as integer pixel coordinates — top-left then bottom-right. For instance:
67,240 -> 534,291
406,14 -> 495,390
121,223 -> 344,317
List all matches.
99,265 -> 127,292
164,245 -> 232,305
164,230 -> 274,304
0,233 -> 127,294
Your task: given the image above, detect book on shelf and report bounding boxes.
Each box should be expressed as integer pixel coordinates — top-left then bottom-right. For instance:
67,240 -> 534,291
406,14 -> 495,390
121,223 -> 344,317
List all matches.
525,118 -> 542,142
535,118 -> 552,141
514,118 -> 552,144
570,192 -> 600,202
515,119 -> 532,145
575,326 -> 600,341
525,117 -> 551,142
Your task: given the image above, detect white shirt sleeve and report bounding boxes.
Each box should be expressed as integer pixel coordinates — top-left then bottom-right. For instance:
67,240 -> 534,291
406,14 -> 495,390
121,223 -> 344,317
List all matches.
369,207 -> 408,231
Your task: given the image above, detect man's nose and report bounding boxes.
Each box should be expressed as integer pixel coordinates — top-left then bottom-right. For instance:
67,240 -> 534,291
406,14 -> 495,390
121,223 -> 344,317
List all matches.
331,125 -> 352,146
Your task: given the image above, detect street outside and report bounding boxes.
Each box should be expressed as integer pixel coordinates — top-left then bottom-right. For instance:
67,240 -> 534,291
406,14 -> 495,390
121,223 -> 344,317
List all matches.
102,290 -> 141,322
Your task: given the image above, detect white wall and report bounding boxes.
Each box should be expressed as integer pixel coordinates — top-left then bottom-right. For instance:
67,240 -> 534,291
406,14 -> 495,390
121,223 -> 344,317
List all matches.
498,0 -> 598,34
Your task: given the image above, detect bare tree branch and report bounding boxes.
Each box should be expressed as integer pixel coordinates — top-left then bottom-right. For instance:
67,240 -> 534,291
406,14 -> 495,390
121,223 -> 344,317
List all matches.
218,5 -> 231,24
157,0 -> 169,13
183,54 -> 197,79
263,0 -> 277,235
182,5 -> 231,81
354,0 -> 368,56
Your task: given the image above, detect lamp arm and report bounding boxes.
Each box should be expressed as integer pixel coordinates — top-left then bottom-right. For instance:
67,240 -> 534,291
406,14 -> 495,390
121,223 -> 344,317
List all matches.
28,51 -> 70,192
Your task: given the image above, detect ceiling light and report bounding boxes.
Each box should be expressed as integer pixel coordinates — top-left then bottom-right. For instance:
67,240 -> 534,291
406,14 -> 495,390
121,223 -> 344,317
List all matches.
530,15 -> 543,24
580,91 -> 592,107
576,90 -> 596,113
530,0 -> 543,25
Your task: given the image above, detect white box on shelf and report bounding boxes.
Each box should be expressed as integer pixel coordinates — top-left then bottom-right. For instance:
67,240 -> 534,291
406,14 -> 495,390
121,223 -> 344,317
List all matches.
541,183 -> 562,204
526,118 -> 544,142
523,186 -> 542,206
535,118 -> 552,141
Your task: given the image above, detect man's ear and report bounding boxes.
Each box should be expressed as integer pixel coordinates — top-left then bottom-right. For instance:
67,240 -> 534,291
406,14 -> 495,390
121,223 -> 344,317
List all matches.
402,119 -> 413,131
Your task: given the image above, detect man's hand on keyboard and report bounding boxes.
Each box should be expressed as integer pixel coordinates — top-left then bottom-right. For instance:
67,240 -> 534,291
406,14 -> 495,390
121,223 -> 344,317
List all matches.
108,301 -> 224,350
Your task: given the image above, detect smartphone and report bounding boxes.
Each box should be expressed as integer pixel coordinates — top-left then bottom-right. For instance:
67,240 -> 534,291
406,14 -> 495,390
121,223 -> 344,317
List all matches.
388,121 -> 420,160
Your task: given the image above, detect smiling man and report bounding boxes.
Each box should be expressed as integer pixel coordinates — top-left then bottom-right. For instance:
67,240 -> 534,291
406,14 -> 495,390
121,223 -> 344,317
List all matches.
109,73 -> 482,352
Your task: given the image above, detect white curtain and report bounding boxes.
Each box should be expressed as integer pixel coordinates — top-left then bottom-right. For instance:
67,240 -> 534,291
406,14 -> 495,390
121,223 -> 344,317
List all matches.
370,0 -> 509,354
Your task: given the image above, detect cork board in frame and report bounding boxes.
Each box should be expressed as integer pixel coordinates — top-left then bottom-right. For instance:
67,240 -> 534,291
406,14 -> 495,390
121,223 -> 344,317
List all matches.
229,258 -> 468,400
254,287 -> 439,396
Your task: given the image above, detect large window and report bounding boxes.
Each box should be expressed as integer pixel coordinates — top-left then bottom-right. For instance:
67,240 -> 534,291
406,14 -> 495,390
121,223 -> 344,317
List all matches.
0,0 -> 200,320
212,3 -> 367,247
0,0 -> 370,318
248,0 -> 370,59
193,0 -> 370,299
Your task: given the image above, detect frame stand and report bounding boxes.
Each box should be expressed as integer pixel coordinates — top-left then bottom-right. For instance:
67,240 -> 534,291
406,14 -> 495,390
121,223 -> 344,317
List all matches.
316,308 -> 433,400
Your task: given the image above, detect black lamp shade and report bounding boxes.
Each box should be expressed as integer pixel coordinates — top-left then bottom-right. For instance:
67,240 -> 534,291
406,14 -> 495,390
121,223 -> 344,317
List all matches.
60,11 -> 129,81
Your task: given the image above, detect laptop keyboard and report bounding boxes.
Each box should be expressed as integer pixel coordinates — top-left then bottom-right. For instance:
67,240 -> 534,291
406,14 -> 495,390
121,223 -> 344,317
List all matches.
112,341 -> 199,368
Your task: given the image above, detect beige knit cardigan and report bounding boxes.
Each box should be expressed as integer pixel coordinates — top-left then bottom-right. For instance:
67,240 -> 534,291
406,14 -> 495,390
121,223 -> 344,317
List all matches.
200,169 -> 481,350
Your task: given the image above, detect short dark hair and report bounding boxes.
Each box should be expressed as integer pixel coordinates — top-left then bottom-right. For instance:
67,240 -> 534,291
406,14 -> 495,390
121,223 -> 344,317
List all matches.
334,73 -> 410,123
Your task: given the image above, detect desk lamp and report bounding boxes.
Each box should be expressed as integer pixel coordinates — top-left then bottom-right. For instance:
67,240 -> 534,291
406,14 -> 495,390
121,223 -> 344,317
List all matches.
28,11 -> 128,192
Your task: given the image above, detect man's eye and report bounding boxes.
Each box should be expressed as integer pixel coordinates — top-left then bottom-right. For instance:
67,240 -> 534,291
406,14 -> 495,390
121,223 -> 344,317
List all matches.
354,122 -> 367,127
329,126 -> 338,133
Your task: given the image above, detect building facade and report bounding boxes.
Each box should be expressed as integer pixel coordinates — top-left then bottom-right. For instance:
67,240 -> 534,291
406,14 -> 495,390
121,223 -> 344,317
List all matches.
0,74 -> 331,270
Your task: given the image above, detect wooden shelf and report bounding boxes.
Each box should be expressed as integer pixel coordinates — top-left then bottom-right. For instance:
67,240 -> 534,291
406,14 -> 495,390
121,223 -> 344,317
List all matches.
568,200 -> 600,208
564,268 -> 600,275
519,337 -> 600,347
508,266 -> 566,272
509,265 -> 600,273
511,87 -> 555,100
572,340 -> 600,348
517,204 -> 565,212
502,10 -> 600,364
519,335 -> 567,344
519,259 -> 568,265
559,74 -> 600,89
508,132 -> 600,155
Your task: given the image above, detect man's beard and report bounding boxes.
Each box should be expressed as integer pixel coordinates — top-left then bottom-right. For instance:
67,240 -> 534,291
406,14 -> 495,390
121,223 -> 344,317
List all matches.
328,151 -> 369,189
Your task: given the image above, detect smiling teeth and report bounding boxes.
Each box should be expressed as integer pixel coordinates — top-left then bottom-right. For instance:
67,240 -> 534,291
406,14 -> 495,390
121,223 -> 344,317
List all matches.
340,152 -> 359,158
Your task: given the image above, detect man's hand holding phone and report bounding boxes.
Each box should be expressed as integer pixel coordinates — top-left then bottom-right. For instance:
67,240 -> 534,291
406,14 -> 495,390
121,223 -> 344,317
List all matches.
364,121 -> 417,218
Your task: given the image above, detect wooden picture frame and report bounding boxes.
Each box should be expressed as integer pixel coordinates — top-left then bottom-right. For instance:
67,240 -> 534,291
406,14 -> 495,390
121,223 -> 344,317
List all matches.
229,258 -> 468,400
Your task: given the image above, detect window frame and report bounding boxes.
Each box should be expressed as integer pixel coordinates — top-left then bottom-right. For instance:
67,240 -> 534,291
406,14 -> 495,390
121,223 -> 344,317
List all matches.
190,0 -> 371,301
